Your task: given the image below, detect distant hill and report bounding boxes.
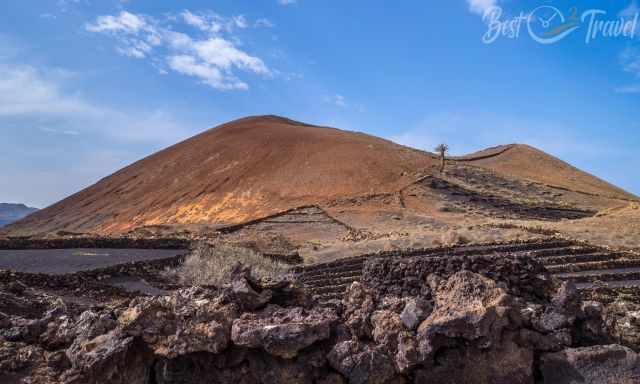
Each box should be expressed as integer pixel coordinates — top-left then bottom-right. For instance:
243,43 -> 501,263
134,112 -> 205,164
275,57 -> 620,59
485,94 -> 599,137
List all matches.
4,115 -> 636,236
0,203 -> 38,227
462,144 -> 637,201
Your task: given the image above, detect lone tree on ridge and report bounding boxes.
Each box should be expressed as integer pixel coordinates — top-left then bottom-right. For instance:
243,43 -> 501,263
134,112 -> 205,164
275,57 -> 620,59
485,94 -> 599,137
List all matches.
435,143 -> 449,173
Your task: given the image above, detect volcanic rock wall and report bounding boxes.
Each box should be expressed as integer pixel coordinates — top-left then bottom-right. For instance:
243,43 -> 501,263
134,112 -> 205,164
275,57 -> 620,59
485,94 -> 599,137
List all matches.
363,254 -> 551,301
0,237 -> 190,250
2,256 -> 640,383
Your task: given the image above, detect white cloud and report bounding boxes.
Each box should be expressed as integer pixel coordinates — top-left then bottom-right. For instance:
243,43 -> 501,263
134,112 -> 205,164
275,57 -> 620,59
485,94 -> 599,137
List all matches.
180,11 -> 249,33
278,0 -> 297,5
192,37 -> 269,74
181,10 -> 208,30
86,10 -> 270,90
85,11 -> 161,59
467,0 -> 498,16
168,55 -> 247,90
181,10 -> 223,33
116,39 -> 154,58
86,11 -> 148,34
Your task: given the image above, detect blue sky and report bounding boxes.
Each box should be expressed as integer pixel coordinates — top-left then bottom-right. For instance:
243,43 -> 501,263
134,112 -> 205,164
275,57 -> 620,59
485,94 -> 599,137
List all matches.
1,0 -> 639,207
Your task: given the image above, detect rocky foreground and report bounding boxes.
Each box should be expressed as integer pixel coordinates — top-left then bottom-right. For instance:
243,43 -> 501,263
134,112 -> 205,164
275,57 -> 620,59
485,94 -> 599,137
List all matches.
1,256 -> 640,384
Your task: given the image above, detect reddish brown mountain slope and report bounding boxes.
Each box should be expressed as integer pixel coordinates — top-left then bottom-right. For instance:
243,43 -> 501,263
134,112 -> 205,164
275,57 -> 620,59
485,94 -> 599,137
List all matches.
465,144 -> 637,201
5,116 -> 636,237
5,116 -> 434,235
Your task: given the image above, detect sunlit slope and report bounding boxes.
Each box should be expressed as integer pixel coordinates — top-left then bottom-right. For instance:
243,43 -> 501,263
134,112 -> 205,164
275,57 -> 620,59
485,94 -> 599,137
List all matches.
6,116 -> 435,235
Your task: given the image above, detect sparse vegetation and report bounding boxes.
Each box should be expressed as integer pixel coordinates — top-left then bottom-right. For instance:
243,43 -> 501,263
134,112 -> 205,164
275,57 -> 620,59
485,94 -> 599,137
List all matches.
169,242 -> 291,286
439,229 -> 471,246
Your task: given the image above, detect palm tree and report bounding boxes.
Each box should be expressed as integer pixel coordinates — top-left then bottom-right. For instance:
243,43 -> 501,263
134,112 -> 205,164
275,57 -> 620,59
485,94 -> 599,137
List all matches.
435,144 -> 449,173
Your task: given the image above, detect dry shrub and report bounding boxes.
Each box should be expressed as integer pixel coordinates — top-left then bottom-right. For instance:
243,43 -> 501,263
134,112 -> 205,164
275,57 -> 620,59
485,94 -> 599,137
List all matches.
440,230 -> 471,246
173,242 -> 290,286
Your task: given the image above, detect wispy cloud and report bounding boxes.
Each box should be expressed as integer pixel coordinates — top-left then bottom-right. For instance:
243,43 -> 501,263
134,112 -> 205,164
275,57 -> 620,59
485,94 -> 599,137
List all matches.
278,0 -> 297,5
0,52 -> 202,206
0,65 -> 98,117
179,10 -> 248,34
232,15 -> 248,29
85,10 -> 271,91
86,11 -> 150,34
324,94 -> 347,107
621,47 -> 640,76
467,0 -> 498,16
0,59 -> 195,144
181,10 -> 216,32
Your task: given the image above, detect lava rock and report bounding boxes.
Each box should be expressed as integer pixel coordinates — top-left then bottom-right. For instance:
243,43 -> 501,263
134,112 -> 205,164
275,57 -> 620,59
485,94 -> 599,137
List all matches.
343,282 -> 377,339
415,271 -> 533,383
118,287 -> 238,358
228,264 -> 272,311
400,298 -> 431,330
540,344 -> 640,383
231,305 -> 337,359
604,300 -> 640,350
64,329 -> 153,384
417,271 -> 513,355
327,340 -> 397,384
370,310 -> 404,354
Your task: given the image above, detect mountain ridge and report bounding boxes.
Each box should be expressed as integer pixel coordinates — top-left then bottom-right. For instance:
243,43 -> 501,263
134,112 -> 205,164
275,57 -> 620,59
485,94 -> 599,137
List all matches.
3,115 -> 635,236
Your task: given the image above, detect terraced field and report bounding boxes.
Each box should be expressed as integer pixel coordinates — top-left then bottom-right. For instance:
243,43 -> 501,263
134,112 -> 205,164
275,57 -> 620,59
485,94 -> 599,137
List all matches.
220,206 -> 348,233
298,239 -> 640,302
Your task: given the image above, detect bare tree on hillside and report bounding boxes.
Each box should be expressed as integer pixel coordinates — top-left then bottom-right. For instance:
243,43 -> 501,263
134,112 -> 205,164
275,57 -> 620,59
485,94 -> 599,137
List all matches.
435,143 -> 449,173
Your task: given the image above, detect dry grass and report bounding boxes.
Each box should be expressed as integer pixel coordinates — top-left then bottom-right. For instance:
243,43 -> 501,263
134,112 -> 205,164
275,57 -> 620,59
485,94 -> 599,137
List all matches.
429,223 -> 540,247
438,229 -> 471,246
170,242 -> 291,286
